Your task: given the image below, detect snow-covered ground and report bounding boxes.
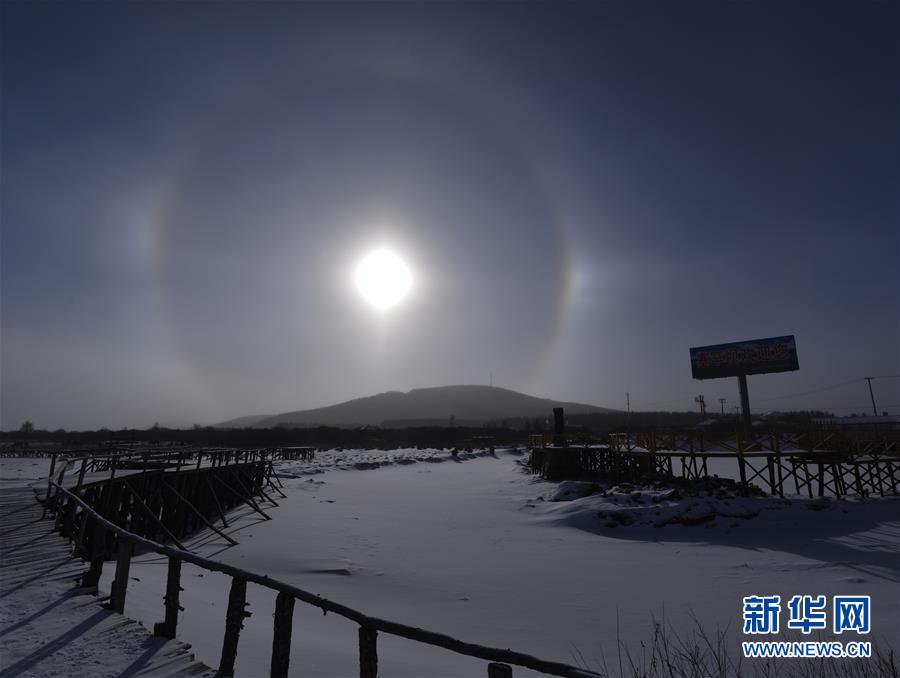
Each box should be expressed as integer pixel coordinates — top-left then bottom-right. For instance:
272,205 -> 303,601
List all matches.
0,456 -> 55,487
3,450 -> 897,677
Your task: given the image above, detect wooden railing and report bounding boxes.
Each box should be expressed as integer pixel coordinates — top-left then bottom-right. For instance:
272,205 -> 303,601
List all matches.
604,431 -> 900,498
47,481 -> 603,678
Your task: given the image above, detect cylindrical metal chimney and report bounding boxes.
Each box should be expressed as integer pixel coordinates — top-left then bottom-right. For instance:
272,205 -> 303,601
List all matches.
553,407 -> 565,447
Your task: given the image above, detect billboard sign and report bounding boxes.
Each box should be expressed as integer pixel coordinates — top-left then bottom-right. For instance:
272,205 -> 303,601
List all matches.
690,335 -> 799,380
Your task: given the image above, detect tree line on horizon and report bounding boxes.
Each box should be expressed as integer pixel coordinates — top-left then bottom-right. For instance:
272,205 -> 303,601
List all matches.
3,410 -> 836,449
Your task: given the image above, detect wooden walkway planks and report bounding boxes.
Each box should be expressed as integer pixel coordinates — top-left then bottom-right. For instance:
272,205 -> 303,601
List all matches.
0,487 -> 215,678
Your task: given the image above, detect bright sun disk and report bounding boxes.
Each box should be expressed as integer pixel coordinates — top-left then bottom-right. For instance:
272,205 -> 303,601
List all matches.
355,248 -> 412,310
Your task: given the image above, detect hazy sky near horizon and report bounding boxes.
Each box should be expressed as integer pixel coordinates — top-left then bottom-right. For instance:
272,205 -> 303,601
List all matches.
2,2 -> 897,430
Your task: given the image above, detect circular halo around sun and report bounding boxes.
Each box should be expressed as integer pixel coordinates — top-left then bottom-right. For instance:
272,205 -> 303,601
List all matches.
354,248 -> 412,310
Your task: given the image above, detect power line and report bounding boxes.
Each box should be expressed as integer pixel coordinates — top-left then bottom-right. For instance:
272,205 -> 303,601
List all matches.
628,376 -> 899,412
754,378 -> 865,403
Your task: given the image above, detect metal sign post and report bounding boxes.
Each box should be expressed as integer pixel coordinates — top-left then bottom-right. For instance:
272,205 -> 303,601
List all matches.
737,373 -> 752,436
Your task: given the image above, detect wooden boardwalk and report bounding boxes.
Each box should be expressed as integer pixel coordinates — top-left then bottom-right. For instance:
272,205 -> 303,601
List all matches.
0,486 -> 214,678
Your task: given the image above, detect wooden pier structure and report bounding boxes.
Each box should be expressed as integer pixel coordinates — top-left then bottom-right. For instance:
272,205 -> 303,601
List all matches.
42,447 -> 286,559
528,428 -> 900,498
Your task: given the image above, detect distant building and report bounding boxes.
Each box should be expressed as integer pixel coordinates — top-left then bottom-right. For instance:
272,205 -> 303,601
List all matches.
812,415 -> 900,432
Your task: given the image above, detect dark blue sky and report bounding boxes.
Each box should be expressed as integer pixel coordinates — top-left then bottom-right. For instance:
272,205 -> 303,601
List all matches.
2,2 -> 897,429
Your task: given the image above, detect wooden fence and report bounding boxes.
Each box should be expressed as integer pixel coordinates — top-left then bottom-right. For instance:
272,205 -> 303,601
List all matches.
528,430 -> 900,498
44,481 -> 602,678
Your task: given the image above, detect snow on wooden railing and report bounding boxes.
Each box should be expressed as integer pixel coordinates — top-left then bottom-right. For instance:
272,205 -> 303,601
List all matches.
48,481 -> 603,678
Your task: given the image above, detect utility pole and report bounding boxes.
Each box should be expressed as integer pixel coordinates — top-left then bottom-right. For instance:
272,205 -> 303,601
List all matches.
865,377 -> 877,416
626,392 -> 631,447
490,372 -> 493,388
694,394 -> 706,416
719,398 -> 727,415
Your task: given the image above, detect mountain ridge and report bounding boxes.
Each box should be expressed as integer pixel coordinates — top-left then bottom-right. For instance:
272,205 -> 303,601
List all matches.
215,385 -> 615,428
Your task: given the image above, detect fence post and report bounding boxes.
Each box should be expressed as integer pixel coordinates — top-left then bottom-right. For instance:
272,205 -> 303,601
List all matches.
74,507 -> 91,556
359,626 -> 378,678
488,663 -> 513,678
75,458 -> 88,492
109,539 -> 134,614
43,453 -> 58,518
81,520 -> 106,588
219,577 -> 249,676
154,557 -> 183,639
270,592 -> 295,678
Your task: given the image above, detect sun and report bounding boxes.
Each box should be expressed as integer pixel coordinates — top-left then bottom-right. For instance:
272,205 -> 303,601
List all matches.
354,248 -> 412,310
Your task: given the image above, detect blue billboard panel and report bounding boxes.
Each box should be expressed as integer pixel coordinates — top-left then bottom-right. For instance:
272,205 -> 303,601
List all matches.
690,335 -> 799,380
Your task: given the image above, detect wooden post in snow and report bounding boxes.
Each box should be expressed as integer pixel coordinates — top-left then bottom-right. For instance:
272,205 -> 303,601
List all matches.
270,592 -> 295,678
359,626 -> 378,678
109,540 -> 134,614
219,577 -> 249,676
43,453 -> 58,518
154,557 -> 183,639
81,520 -> 106,588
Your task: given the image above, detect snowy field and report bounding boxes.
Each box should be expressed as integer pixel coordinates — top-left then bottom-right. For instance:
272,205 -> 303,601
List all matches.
2,450 -> 898,677
0,456 -> 55,487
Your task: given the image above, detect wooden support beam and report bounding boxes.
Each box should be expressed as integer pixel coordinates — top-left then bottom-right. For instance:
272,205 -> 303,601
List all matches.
125,481 -> 188,549
257,485 -> 279,507
109,540 -> 134,614
161,479 -> 238,545
268,462 -> 286,489
154,557 -> 183,639
75,458 -> 88,493
267,476 -> 287,499
228,467 -> 273,515
214,473 -> 271,520
43,453 -> 58,518
219,576 -> 249,677
270,592 -> 295,678
206,476 -> 230,527
359,626 -> 378,678
101,459 -> 118,514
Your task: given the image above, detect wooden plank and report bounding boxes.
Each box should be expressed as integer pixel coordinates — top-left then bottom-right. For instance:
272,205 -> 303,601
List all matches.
270,591 -> 295,678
